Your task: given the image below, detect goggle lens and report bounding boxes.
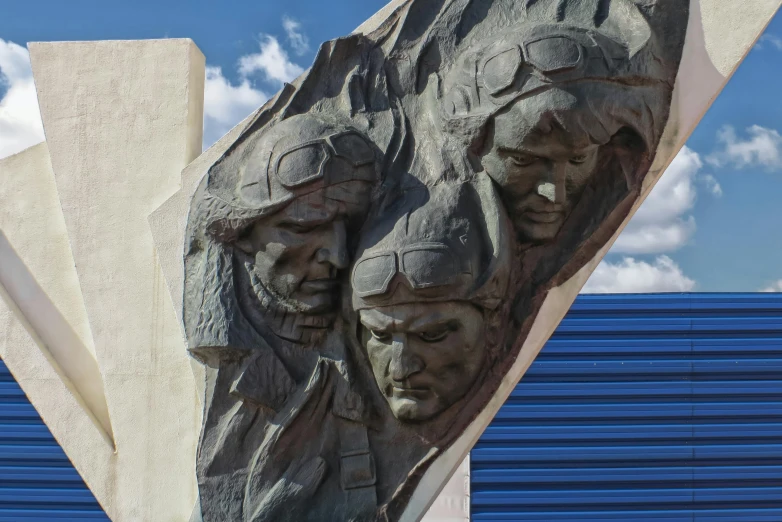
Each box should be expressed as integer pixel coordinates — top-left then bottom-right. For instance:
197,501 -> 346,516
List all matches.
483,47 -> 523,95
400,247 -> 457,289
352,245 -> 459,298
275,132 -> 375,189
276,144 -> 329,188
353,253 -> 397,297
524,37 -> 582,73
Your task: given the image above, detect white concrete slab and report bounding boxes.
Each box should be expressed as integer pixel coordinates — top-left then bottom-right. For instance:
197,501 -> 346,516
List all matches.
0,142 -> 112,438
0,143 -> 115,510
27,39 -> 205,521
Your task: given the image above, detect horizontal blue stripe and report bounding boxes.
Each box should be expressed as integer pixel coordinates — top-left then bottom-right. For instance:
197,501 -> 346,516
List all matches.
472,508 -> 782,522
479,423 -> 782,442
472,486 -> 782,505
472,465 -> 782,484
473,293 -> 782,518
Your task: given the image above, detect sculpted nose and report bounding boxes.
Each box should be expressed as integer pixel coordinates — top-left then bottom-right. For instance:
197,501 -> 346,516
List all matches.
315,220 -> 349,270
536,162 -> 567,204
389,335 -> 424,382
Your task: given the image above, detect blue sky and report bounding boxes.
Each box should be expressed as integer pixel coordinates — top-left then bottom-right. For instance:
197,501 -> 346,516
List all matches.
1,1 -> 781,293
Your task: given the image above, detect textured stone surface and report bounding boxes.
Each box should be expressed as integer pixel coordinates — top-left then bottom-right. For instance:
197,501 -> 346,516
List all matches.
183,1 -> 692,520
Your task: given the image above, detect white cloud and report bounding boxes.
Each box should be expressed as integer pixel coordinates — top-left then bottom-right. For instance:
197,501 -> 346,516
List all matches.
202,18 -> 308,149
706,125 -> 782,170
0,39 -> 45,159
283,17 -> 310,56
761,280 -> 782,292
239,35 -> 304,85
700,174 -> 723,197
203,66 -> 269,149
756,34 -> 782,51
612,146 -> 703,254
613,217 -> 697,254
582,256 -> 696,294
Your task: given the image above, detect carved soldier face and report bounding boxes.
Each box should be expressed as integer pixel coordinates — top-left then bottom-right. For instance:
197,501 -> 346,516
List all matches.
480,89 -> 600,243
359,301 -> 485,422
237,182 -> 372,319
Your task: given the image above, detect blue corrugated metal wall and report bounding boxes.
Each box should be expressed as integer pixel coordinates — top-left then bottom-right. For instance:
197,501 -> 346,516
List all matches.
0,359 -> 108,521
472,293 -> 782,522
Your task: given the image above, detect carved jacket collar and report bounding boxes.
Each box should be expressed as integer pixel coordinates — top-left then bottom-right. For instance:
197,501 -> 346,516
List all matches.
229,332 -> 374,427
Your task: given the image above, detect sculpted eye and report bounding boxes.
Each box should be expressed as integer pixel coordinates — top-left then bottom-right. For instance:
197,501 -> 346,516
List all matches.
370,330 -> 392,343
509,154 -> 538,167
418,330 -> 449,343
570,154 -> 589,165
280,222 -> 317,234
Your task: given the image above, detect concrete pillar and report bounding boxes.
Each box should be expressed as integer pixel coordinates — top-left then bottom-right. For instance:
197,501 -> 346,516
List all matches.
1,39 -> 207,521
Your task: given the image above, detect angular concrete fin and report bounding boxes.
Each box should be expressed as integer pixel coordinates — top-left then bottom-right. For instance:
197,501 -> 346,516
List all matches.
0,231 -> 114,443
0,290 -> 115,509
0,142 -> 115,513
29,40 -> 205,521
0,143 -> 113,443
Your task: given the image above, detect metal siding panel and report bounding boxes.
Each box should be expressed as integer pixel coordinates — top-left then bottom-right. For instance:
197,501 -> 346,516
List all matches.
472,293 -> 782,521
0,360 -> 109,521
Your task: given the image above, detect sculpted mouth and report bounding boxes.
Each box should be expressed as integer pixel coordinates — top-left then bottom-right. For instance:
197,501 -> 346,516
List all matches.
300,279 -> 340,293
523,211 -> 563,224
513,196 -> 566,225
391,385 -> 430,399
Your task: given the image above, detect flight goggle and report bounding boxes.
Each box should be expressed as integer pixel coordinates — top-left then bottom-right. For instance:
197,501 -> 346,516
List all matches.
478,28 -> 628,98
272,131 -> 376,189
352,243 -> 472,299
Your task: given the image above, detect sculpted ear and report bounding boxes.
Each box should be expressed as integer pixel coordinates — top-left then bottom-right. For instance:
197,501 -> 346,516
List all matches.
233,223 -> 259,255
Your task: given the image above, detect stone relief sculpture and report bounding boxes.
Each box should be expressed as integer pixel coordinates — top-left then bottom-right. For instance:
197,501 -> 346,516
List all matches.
184,113 -> 383,521
352,179 -> 511,425
183,0 -> 689,520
